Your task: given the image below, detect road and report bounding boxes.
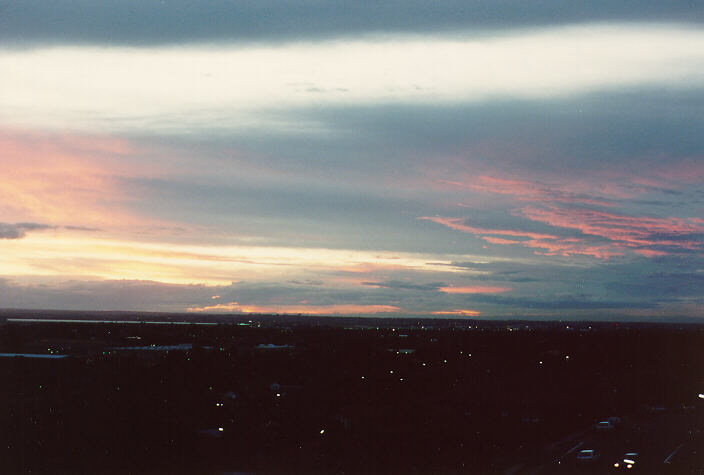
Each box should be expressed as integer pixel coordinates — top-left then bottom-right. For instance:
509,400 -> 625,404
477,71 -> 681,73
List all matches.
517,410 -> 703,474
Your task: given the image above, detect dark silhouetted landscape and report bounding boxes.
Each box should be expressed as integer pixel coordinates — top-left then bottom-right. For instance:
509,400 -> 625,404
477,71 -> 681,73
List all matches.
1,311 -> 702,473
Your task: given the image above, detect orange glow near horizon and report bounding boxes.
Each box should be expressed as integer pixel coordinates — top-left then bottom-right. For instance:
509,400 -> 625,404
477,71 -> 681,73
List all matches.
431,309 -> 481,317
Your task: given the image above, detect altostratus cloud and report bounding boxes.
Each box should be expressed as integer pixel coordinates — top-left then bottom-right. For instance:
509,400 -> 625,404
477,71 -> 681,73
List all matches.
3,24 -> 704,132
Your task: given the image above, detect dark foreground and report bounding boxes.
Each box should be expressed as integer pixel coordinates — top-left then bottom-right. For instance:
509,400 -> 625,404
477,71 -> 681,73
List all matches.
1,313 -> 703,473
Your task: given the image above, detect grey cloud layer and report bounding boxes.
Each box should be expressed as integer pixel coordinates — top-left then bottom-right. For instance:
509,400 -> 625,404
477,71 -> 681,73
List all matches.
2,1 -> 703,46
0,223 -> 99,239
0,262 -> 693,318
0,222 -> 53,239
2,8 -> 703,319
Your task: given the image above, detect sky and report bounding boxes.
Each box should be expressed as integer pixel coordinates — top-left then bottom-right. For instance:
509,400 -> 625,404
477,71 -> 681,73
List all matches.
1,1 -> 704,320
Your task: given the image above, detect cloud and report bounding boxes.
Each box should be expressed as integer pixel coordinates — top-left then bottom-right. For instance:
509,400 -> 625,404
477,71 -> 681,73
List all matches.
440,175 -> 615,206
419,216 -> 558,240
0,222 -> 53,239
361,280 -> 444,291
431,309 -> 481,317
0,232 -> 480,286
4,24 -> 704,134
517,205 -> 704,255
0,224 -> 25,240
419,215 -> 622,259
1,14 -> 703,320
0,130 -> 171,229
186,302 -> 400,315
422,194 -> 704,260
438,285 -> 511,294
3,1 -> 703,46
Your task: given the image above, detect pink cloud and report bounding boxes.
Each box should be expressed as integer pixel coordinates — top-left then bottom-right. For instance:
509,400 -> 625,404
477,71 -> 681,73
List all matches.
644,158 -> 704,184
0,129 -> 171,229
419,216 -> 558,240
518,238 -> 623,259
439,175 -> 615,207
423,203 -> 703,259
481,236 -> 521,245
517,205 -> 704,251
632,249 -> 669,258
421,215 -> 619,258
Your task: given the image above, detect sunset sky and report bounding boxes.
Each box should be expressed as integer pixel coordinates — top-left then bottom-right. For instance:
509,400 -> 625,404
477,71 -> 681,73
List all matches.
2,2 -> 704,320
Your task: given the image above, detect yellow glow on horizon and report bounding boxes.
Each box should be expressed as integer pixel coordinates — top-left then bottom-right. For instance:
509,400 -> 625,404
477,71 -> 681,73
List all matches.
187,302 -> 400,315
0,233 -> 483,286
431,309 -> 481,317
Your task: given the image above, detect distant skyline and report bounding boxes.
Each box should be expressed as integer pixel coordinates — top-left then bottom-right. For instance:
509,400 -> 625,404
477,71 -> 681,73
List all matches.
2,2 -> 704,320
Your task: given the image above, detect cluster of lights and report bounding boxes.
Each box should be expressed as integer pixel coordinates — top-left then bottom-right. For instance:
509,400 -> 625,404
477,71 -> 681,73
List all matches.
614,461 -> 634,469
